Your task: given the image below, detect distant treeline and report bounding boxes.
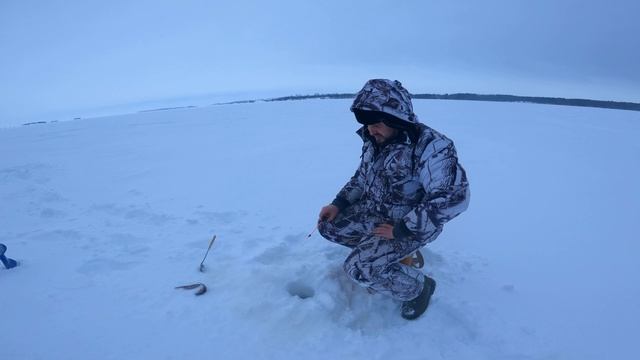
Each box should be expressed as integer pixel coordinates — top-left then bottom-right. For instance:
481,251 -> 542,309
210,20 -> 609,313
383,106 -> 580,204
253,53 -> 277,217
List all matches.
221,93 -> 640,112
412,93 -> 640,112
25,92 -> 638,126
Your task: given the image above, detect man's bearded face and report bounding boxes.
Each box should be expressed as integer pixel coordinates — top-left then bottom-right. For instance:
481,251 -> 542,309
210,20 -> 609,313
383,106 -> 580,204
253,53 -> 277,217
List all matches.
367,122 -> 398,144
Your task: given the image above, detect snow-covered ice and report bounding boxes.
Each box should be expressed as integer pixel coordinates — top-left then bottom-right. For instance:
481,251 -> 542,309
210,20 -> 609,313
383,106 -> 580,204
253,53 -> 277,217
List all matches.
1,99 -> 639,359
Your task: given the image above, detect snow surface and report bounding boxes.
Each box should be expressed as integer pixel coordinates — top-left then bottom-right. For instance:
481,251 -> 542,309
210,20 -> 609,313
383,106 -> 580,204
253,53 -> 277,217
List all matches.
1,99 -> 639,359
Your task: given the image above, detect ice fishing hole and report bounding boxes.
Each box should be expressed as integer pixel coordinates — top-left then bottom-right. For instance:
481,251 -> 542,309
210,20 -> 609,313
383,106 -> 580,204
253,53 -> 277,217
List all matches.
286,281 -> 315,299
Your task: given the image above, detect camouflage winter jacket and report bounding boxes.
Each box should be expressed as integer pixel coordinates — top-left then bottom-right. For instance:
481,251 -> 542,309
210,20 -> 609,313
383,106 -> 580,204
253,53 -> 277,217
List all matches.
332,79 -> 470,243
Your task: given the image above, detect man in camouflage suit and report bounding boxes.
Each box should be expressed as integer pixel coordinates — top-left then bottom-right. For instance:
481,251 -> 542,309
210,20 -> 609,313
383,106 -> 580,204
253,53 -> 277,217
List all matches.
318,79 -> 469,320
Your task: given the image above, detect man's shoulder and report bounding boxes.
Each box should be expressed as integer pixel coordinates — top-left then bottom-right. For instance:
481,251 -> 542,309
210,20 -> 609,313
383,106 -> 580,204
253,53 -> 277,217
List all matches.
415,123 -> 454,155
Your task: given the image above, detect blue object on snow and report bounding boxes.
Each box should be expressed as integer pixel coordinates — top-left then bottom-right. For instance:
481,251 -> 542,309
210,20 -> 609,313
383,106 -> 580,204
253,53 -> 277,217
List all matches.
0,243 -> 18,269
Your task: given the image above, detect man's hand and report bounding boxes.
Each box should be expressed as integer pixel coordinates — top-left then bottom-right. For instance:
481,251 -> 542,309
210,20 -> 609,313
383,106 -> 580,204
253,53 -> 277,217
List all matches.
373,224 -> 395,239
318,204 -> 340,224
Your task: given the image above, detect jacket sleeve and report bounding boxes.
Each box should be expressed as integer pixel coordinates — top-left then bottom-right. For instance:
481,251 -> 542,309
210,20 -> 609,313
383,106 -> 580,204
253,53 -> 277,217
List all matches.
397,137 -> 470,242
331,145 -> 369,210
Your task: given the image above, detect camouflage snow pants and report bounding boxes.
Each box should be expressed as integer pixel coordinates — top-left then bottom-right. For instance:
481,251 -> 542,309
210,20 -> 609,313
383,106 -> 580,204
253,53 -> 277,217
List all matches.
318,201 -> 430,301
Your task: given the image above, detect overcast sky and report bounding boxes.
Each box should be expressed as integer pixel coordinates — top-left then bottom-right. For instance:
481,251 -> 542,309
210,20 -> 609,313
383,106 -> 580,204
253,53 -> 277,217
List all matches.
1,0 -> 639,124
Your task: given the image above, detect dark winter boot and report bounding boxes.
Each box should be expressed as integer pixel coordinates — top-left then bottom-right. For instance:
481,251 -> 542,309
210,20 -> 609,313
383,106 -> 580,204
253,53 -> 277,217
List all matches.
0,243 -> 18,270
401,275 -> 436,320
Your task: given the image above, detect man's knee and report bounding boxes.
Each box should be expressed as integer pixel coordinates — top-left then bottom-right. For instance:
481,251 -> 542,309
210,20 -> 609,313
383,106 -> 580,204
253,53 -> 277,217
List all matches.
318,220 -> 336,241
318,215 -> 362,246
